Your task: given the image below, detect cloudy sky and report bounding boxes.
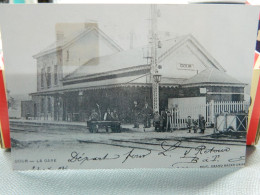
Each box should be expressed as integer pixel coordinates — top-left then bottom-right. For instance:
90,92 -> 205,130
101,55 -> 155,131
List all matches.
0,4 -> 259,96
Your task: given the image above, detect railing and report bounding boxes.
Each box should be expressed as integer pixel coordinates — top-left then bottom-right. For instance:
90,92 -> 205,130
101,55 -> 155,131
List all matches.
168,101 -> 249,129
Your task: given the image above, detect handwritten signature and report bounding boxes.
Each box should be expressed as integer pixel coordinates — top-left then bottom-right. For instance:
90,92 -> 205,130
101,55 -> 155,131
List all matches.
122,148 -> 151,163
68,151 -> 120,165
67,140 -> 243,168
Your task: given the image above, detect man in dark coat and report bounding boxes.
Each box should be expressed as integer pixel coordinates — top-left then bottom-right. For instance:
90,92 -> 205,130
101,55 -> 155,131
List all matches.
132,101 -> 140,128
199,115 -> 206,134
153,111 -> 161,132
161,109 -> 167,132
111,109 -> 120,132
142,102 -> 153,128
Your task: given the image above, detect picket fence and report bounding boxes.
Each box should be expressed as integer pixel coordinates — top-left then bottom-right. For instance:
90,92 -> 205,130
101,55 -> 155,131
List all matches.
168,101 -> 249,129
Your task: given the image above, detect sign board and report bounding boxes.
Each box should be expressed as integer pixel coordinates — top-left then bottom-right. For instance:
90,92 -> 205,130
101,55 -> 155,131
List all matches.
177,63 -> 195,70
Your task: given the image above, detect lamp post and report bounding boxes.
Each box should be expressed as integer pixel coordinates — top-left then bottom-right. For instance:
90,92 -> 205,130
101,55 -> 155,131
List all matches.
153,72 -> 161,112
78,91 -> 83,121
150,4 -> 161,112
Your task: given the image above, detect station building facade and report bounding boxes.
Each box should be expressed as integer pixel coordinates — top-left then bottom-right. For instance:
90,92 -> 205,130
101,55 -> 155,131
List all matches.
30,26 -> 246,122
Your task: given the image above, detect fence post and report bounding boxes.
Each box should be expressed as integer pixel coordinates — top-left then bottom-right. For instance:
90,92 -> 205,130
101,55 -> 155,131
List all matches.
210,100 -> 214,125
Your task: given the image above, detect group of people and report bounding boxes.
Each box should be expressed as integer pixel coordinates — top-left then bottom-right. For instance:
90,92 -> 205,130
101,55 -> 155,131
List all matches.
132,101 -> 153,128
153,110 -> 172,132
132,101 -> 207,133
88,108 -> 119,122
88,101 -> 206,134
132,101 -> 174,132
186,115 -> 206,134
88,108 -> 120,133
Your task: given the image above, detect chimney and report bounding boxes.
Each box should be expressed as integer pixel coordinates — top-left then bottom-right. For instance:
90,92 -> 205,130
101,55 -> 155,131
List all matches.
56,31 -> 64,42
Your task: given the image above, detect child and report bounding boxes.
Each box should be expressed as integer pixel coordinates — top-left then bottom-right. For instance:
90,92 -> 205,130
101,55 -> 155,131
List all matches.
193,120 -> 198,133
186,116 -> 192,133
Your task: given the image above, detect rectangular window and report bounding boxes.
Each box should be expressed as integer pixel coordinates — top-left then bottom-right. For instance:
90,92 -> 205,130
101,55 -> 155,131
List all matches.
232,94 -> 241,101
47,67 -> 51,88
41,68 -> 44,88
54,65 -> 58,85
41,97 -> 44,113
48,97 -> 52,113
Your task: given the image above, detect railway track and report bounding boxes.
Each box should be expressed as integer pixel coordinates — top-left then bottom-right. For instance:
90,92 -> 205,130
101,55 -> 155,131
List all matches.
77,134 -> 245,152
10,120 -> 245,151
156,136 -> 245,146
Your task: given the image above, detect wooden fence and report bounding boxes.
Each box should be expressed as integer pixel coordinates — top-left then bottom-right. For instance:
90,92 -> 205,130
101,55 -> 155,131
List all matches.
168,101 -> 249,129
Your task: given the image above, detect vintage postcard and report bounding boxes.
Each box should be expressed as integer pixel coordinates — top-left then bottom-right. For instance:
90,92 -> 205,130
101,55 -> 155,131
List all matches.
0,4 -> 259,170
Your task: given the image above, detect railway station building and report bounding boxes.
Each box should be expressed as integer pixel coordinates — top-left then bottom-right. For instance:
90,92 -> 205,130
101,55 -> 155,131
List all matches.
30,26 -> 246,122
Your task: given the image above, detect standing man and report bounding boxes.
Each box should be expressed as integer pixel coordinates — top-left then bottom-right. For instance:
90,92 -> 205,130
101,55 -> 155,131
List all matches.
153,111 -> 161,132
111,108 -> 120,132
161,109 -> 167,132
142,102 -> 153,128
198,114 -> 202,133
132,101 -> 140,128
199,116 -> 206,134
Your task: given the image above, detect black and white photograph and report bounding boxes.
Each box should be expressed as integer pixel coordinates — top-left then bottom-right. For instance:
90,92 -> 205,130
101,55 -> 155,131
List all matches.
0,4 -> 259,170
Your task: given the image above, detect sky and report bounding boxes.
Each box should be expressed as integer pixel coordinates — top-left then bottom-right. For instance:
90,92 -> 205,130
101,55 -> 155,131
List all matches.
0,4 -> 259,96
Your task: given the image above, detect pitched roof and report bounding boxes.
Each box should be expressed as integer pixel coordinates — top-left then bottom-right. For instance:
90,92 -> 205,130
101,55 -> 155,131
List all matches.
64,47 -> 148,80
33,26 -> 123,58
63,35 -> 190,81
64,34 -> 226,82
181,68 -> 245,86
158,34 -> 225,72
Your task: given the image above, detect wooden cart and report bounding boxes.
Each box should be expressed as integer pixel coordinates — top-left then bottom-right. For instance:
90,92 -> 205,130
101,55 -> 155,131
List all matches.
87,120 -> 121,133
